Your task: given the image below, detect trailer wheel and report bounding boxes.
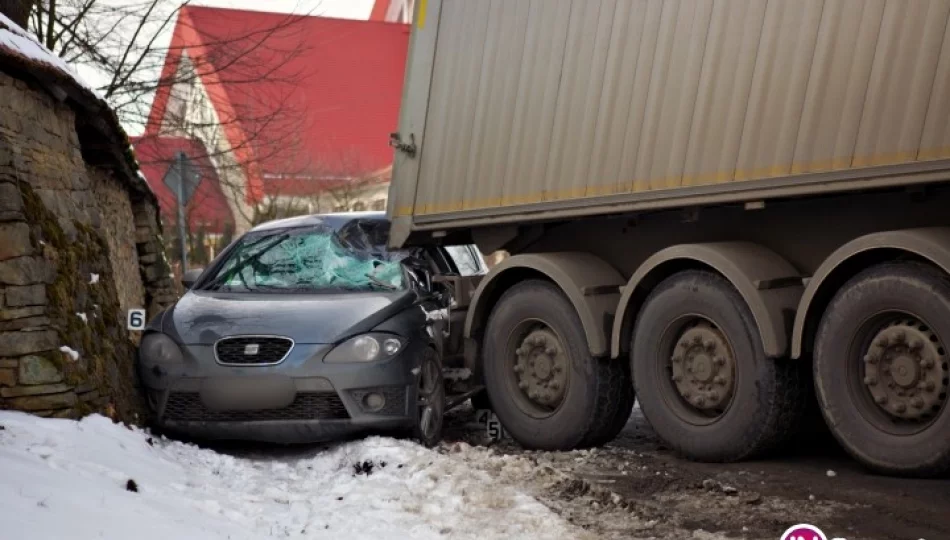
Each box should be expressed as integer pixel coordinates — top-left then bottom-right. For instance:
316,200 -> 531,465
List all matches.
814,262 -> 950,476
483,280 -> 633,450
632,270 -> 805,462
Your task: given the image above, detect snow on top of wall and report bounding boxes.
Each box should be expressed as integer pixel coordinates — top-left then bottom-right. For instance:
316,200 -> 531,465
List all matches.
0,14 -> 154,197
0,12 -> 100,97
0,411 -> 584,540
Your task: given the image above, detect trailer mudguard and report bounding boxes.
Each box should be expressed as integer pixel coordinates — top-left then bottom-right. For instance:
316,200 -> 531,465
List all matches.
464,253 -> 625,357
791,227 -> 950,359
612,243 -> 803,359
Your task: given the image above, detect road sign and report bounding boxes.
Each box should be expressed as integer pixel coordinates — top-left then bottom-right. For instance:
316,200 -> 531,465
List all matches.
163,151 -> 201,271
162,151 -> 201,206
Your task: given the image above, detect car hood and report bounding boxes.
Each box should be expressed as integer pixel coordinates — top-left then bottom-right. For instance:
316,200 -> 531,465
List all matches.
164,289 -> 417,345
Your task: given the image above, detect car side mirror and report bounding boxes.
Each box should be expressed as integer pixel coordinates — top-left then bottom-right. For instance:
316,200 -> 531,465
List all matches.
181,268 -> 204,289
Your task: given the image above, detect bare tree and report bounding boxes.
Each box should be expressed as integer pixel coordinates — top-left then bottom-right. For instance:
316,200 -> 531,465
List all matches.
325,177 -> 370,212
0,0 -> 35,26
28,1 -> 311,125
22,1 -> 389,244
305,149 -> 388,213
26,0 -> 315,232
251,190 -> 322,226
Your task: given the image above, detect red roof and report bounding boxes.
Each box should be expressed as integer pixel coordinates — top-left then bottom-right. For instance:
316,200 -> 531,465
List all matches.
370,0 -> 392,20
132,136 -> 234,234
146,7 -> 409,202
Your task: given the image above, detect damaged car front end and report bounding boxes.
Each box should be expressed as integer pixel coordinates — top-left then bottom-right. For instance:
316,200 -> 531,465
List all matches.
137,214 -> 450,446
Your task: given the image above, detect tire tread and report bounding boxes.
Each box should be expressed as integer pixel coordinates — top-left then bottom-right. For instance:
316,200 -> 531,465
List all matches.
580,357 -> 635,447
485,280 -> 633,450
632,270 -> 806,462
815,261 -> 950,476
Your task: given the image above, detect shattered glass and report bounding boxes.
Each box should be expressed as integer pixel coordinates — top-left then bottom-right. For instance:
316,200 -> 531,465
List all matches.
203,220 -> 418,293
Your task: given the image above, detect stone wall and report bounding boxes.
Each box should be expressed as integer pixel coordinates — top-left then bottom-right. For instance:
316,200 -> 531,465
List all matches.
89,167 -> 146,320
133,201 -> 180,318
0,69 -> 175,423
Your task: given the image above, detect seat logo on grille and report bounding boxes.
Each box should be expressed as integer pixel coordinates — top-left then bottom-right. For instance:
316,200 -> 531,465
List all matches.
243,343 -> 260,355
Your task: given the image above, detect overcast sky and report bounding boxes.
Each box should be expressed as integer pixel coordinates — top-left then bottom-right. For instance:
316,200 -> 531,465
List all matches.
192,0 -> 376,19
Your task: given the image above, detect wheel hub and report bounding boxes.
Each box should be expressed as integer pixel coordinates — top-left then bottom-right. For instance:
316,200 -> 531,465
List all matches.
691,353 -> 715,382
671,323 -> 736,411
891,355 -> 918,388
864,322 -> 948,421
515,329 -> 568,409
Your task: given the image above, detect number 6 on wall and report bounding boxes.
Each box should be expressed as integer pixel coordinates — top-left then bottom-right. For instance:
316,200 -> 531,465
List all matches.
127,309 -> 146,331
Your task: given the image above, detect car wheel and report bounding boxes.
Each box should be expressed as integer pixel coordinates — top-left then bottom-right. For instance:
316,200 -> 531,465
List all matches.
814,262 -> 950,476
483,280 -> 633,450
413,347 -> 445,448
632,270 -> 806,462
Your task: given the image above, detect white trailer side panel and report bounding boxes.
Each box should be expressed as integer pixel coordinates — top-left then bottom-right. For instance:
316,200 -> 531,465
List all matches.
389,0 -> 950,245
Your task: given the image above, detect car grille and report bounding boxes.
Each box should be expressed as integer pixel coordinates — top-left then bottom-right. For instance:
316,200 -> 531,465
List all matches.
215,336 -> 293,365
163,392 -> 349,422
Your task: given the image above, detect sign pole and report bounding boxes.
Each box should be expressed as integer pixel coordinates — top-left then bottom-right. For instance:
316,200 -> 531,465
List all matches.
176,151 -> 189,272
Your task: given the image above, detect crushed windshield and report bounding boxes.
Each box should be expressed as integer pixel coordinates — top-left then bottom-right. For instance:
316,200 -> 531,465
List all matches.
202,220 -> 412,293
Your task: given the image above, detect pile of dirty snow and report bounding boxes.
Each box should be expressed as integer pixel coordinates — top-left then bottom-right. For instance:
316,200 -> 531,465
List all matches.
0,411 -> 582,540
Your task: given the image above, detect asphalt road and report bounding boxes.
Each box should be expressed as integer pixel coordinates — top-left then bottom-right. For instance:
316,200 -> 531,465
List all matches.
446,404 -> 950,540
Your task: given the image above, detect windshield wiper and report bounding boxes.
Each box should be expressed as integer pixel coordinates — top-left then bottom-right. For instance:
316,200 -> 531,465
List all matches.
205,233 -> 290,291
365,273 -> 398,291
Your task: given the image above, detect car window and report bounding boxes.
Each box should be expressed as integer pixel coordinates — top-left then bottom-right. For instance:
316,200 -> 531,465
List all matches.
200,223 -> 413,293
444,245 -> 484,276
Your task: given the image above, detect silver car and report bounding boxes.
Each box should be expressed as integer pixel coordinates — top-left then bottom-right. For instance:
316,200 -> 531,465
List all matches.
137,212 -> 486,446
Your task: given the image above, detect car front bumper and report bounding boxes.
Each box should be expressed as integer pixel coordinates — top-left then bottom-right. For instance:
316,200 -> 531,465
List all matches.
137,338 -> 421,444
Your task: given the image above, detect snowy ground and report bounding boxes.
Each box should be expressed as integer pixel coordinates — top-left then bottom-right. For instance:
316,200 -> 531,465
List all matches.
15,404 -> 925,539
0,411 -> 583,540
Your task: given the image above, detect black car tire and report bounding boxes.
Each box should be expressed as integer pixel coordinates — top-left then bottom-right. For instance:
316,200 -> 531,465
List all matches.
483,280 -> 632,450
814,262 -> 950,476
412,346 -> 445,448
632,270 -> 806,462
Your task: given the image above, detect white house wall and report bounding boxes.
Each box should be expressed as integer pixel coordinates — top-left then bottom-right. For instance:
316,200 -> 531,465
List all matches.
160,53 -> 394,230
270,182 -> 390,214
387,0 -> 415,23
160,53 -> 253,234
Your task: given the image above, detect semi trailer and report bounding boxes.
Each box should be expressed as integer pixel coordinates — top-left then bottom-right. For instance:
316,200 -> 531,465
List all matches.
387,0 -> 950,476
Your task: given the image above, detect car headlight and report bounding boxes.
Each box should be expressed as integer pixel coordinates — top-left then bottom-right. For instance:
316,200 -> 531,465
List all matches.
139,333 -> 184,364
324,334 -> 404,363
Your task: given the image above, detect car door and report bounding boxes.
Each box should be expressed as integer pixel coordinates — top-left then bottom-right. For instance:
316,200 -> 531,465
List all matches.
431,245 -> 487,367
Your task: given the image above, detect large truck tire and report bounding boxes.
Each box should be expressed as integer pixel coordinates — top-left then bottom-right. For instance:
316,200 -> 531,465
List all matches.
483,280 -> 633,450
631,270 -> 806,462
582,357 -> 636,447
814,262 -> 950,476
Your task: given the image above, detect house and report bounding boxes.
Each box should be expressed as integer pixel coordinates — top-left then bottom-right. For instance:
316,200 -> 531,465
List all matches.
132,136 -> 233,236
135,2 -> 412,236
371,0 -> 416,23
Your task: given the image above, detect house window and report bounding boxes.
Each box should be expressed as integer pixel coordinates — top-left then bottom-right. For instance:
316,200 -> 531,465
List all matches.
371,199 -> 386,211
352,201 -> 367,212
